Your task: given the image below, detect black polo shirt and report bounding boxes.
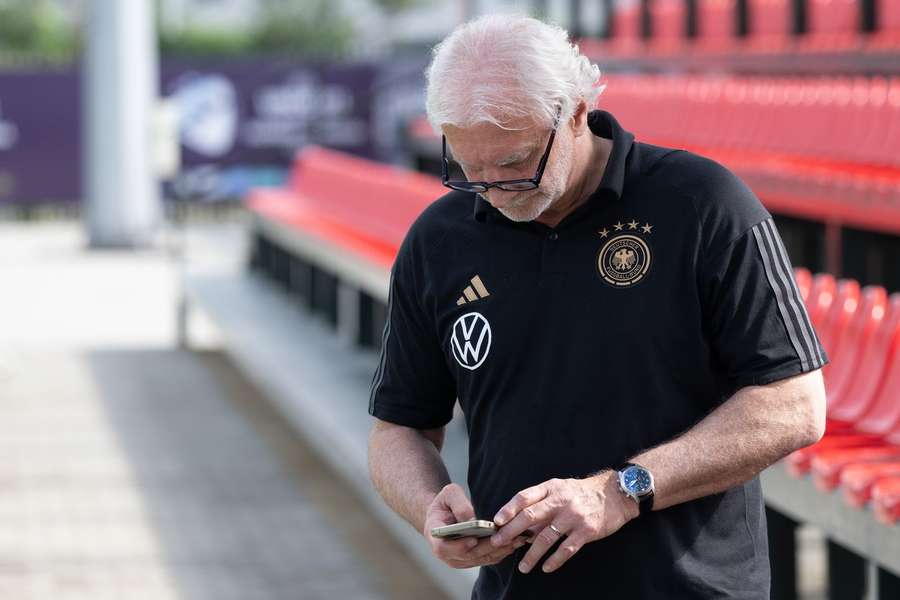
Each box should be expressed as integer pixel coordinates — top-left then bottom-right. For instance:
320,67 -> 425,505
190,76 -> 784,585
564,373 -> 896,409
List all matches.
368,110 -> 826,599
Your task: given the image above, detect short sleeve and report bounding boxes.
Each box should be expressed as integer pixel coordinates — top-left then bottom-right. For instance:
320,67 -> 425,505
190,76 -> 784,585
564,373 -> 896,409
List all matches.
699,217 -> 828,390
368,237 -> 457,429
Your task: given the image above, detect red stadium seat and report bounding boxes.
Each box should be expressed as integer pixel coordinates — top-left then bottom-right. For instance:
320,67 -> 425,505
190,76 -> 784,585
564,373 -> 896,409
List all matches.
611,0 -> 644,51
842,461 -> 900,507
785,294 -> 900,477
872,477 -> 900,524
746,0 -> 792,50
795,267 -> 813,302
806,272 -> 837,332
696,0 -> 738,49
818,278 -> 861,359
804,0 -> 860,50
868,0 -> 900,47
824,286 -> 889,417
807,297 -> 900,489
648,0 -> 688,51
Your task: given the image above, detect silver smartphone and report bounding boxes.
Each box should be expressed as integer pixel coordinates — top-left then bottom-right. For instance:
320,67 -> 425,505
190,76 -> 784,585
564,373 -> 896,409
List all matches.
431,519 -> 535,542
431,519 -> 496,539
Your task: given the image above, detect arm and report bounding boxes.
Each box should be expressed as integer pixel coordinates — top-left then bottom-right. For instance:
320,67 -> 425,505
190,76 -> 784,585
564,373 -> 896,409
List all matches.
490,369 -> 826,574
368,418 -> 451,533
368,417 -> 528,568
623,368 -> 826,510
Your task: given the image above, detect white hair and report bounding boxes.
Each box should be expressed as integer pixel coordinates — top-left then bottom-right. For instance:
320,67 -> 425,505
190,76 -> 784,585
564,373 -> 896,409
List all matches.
425,14 -> 605,132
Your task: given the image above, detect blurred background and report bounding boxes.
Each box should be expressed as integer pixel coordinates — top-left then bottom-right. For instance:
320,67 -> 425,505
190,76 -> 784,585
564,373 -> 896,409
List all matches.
0,0 -> 897,599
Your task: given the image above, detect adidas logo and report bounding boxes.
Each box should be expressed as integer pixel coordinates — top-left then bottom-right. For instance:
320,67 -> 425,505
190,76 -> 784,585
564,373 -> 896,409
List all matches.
456,275 -> 490,306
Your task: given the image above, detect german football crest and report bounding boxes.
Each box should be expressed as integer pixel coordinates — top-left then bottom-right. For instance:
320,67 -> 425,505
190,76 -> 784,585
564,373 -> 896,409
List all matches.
596,221 -> 653,288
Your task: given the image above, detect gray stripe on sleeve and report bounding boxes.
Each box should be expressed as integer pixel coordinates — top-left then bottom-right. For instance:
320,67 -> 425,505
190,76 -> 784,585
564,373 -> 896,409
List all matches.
752,221 -> 812,371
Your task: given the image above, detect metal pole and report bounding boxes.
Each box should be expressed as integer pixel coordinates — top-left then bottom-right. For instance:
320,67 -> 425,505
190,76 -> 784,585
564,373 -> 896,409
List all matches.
83,0 -> 161,247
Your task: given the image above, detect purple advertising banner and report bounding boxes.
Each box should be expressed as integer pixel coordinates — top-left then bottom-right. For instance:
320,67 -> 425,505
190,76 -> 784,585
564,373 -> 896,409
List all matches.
0,70 -> 81,203
0,60 -> 406,204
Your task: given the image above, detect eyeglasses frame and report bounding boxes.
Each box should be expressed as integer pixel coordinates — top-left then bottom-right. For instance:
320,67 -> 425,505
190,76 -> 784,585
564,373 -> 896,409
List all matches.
440,114 -> 560,193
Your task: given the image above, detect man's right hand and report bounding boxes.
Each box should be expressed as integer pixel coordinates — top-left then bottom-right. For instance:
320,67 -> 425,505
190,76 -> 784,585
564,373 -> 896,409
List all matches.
423,483 -> 527,569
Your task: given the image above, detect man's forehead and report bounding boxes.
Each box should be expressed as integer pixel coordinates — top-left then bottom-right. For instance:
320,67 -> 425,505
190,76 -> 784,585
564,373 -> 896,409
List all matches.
443,120 -> 541,162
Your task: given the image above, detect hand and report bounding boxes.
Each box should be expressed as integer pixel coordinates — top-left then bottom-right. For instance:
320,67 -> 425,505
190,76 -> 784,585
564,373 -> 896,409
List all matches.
489,472 -> 639,574
423,483 -> 528,569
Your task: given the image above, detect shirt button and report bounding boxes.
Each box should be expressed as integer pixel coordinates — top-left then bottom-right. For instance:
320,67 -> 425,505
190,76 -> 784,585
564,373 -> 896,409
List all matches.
548,232 -> 558,241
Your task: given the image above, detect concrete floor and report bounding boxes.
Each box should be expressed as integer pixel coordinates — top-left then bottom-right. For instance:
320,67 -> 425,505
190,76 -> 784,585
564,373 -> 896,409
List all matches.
0,221 -> 447,600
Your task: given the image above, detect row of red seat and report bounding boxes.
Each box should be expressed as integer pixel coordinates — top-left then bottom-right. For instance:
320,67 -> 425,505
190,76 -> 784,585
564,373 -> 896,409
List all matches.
602,74 -> 900,167
604,0 -> 900,51
788,268 -> 900,524
247,145 -> 441,270
598,74 -> 900,234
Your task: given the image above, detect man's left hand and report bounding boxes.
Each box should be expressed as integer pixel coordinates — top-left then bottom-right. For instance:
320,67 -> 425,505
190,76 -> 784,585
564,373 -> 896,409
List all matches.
489,471 -> 639,574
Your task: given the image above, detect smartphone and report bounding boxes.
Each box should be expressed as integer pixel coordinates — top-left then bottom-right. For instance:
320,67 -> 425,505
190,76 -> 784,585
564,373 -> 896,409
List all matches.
431,519 -> 496,539
431,520 -> 536,542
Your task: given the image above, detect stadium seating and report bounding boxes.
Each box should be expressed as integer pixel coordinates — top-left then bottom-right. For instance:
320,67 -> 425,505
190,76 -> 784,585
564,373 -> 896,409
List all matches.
246,145 -> 444,271
592,0 -> 900,57
598,74 -> 900,234
746,0 -> 792,48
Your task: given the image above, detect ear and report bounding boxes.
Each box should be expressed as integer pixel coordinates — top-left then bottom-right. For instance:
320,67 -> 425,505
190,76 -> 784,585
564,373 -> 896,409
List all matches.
569,100 -> 590,138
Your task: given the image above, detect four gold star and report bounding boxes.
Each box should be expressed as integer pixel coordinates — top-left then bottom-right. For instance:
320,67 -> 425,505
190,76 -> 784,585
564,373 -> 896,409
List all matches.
605,220 -> 653,235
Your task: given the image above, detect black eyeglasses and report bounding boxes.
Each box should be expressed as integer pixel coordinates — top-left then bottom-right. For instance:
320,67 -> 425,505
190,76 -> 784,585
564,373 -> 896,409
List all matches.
441,119 -> 559,193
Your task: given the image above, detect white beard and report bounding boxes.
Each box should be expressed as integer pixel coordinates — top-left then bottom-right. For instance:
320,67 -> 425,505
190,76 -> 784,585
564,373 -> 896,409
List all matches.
495,191 -> 556,222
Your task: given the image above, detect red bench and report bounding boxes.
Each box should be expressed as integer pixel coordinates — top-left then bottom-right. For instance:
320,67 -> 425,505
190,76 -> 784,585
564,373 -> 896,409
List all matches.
246,146 -> 445,274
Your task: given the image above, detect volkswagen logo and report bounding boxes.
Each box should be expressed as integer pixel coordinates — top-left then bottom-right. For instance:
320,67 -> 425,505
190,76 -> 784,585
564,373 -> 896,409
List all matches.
450,312 -> 492,370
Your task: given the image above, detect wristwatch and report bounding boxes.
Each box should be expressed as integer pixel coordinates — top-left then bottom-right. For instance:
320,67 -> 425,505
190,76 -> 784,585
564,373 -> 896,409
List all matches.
616,462 -> 655,516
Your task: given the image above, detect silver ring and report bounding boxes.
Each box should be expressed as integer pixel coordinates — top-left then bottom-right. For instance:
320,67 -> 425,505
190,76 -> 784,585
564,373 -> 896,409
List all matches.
548,524 -> 564,537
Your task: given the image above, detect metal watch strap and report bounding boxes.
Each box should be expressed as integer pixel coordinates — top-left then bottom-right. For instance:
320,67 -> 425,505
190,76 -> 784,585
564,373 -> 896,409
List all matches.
618,462 -> 655,516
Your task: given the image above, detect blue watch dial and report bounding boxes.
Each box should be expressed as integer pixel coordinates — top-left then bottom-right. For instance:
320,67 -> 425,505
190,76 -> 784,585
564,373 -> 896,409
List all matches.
623,466 -> 653,496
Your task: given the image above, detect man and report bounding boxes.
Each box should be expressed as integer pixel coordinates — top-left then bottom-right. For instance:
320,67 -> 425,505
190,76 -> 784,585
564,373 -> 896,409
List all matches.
367,14 -> 827,599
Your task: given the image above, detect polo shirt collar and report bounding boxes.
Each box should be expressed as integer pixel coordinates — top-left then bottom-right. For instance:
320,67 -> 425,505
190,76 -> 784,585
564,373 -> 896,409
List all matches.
473,110 -> 635,222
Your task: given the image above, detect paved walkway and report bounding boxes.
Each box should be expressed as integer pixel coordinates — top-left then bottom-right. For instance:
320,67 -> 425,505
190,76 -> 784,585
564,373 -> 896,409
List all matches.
0,222 -> 447,600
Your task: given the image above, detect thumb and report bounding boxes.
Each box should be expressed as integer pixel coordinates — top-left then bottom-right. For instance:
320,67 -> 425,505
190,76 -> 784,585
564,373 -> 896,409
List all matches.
441,484 -> 476,523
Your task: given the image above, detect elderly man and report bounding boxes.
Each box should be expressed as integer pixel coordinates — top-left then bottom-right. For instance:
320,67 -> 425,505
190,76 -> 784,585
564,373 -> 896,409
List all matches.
367,14 -> 827,599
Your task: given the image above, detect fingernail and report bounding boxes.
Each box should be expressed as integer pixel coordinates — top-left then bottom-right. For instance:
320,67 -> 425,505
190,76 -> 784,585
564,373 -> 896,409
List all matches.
542,564 -> 552,573
493,514 -> 505,525
467,538 -> 479,548
490,535 -> 502,547
518,561 -> 530,573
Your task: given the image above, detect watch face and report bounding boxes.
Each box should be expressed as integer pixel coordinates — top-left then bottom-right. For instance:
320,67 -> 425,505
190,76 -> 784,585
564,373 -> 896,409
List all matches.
622,466 -> 653,496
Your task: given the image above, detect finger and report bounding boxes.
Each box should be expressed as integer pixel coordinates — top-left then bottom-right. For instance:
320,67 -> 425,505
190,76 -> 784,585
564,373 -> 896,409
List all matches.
492,498 -> 554,547
466,536 -> 519,560
493,483 -> 550,527
441,484 -> 475,523
517,523 -> 569,574
455,538 -> 528,569
434,536 -> 480,560
540,533 -> 587,573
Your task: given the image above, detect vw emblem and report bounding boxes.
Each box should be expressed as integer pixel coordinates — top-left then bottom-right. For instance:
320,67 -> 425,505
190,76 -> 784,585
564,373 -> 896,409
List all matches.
450,312 -> 492,370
